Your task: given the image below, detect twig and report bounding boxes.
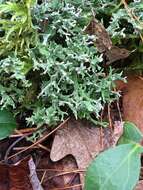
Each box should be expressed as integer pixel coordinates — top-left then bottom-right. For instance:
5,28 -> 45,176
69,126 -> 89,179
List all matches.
121,0 -> 142,24
28,157 -> 44,190
121,0 -> 143,43
37,144 -> 50,152
4,127 -> 49,163
13,144 -> 50,152
113,86 -> 123,123
99,107 -> 104,149
51,184 -> 82,190
4,135 -> 27,163
108,103 -> 113,129
116,100 -> 123,123
99,127 -> 104,150
48,170 -> 85,180
15,128 -> 37,134
4,117 -> 70,162
40,171 -> 47,185
37,169 -> 85,172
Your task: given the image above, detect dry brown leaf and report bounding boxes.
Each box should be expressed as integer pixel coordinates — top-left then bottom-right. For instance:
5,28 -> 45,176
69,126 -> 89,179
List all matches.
0,164 -> 9,190
135,180 -> 143,190
106,46 -> 130,65
59,156 -> 81,190
50,119 -> 123,186
85,18 -> 112,53
115,79 -> 127,91
37,154 -> 81,190
85,18 -> 130,64
123,75 -> 143,132
0,157 -> 33,190
10,157 -> 35,190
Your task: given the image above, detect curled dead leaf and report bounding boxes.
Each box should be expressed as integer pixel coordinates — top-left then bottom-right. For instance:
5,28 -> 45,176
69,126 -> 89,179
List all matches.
85,17 -> 112,53
85,17 -> 130,64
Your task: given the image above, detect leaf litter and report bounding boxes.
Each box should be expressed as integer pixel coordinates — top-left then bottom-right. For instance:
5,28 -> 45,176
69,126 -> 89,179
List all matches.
0,157 -> 33,190
85,17 -> 130,64
0,14 -> 143,190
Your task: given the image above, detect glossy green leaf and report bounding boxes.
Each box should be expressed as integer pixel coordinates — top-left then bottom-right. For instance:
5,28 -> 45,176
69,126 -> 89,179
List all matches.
85,143 -> 142,190
118,122 -> 143,144
0,110 -> 17,140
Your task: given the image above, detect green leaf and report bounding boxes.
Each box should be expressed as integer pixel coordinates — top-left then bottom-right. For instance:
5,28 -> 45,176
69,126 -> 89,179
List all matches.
118,122 -> 143,144
85,143 -> 142,190
0,110 -> 17,140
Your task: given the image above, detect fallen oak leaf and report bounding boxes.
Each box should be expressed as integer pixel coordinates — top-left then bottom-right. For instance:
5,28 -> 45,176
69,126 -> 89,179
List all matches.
85,17 -> 130,64
50,119 -> 123,186
135,180 -> 143,190
49,156 -> 81,190
58,156 -> 81,190
123,75 -> 143,133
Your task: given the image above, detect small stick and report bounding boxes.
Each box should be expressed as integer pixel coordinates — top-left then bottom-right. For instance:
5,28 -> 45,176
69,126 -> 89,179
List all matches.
37,144 -> 50,152
48,170 -> 85,180
4,117 -> 70,162
51,184 -> 82,190
116,100 -> 123,123
121,0 -> 143,43
15,128 -> 37,134
29,157 -> 44,190
13,144 -> 50,152
40,171 -> 47,185
37,169 -> 85,172
108,103 -> 113,129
